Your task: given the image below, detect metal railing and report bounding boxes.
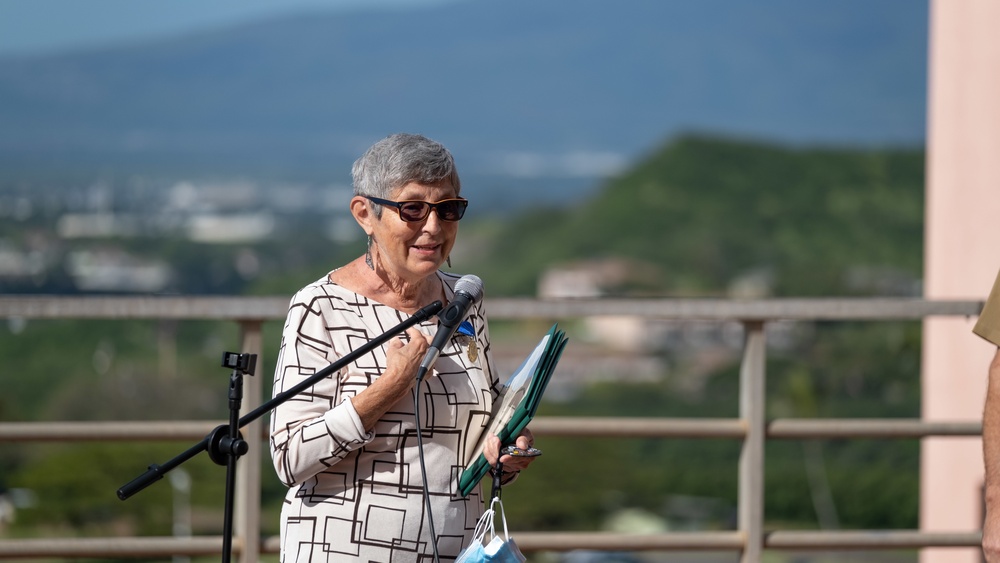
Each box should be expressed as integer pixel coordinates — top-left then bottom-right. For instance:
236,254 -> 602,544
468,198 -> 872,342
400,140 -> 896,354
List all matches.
0,295 -> 986,562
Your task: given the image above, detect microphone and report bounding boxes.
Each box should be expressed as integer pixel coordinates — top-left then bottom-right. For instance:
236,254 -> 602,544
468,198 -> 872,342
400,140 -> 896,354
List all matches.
416,274 -> 484,380
412,299 -> 445,322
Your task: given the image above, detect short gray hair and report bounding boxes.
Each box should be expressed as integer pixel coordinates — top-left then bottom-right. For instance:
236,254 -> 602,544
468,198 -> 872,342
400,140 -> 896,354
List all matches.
351,133 -> 461,217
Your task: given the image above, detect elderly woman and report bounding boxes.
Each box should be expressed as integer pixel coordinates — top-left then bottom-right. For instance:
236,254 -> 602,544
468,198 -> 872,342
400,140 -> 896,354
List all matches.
269,133 -> 536,562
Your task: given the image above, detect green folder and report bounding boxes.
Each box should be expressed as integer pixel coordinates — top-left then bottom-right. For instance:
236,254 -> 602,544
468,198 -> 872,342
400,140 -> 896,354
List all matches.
459,323 -> 568,497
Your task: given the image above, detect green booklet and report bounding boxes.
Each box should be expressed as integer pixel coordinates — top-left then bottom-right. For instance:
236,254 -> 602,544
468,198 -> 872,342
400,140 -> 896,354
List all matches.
459,323 -> 568,497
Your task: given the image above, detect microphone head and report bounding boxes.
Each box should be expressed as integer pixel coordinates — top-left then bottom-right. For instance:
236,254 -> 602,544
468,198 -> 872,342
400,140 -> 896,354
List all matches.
454,274 -> 485,303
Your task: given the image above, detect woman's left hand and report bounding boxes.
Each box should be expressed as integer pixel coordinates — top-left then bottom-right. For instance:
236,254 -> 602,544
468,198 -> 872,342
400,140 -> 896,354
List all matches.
483,428 -> 536,473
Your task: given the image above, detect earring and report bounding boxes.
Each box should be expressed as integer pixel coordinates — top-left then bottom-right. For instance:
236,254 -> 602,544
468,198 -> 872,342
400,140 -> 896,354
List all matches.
365,235 -> 374,270
446,255 -> 452,268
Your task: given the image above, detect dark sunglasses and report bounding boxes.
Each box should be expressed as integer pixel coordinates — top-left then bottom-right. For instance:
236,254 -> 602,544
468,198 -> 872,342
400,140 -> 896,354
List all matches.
365,196 -> 469,222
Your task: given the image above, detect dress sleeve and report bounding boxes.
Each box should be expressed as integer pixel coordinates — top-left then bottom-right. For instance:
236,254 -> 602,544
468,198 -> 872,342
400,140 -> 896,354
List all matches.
268,289 -> 375,487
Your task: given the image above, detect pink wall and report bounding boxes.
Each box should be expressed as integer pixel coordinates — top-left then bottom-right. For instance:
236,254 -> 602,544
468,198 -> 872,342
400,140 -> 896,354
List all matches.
922,1 -> 1000,561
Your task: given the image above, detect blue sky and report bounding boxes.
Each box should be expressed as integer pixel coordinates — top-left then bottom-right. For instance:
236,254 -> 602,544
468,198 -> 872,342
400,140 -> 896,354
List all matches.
0,0 -> 455,56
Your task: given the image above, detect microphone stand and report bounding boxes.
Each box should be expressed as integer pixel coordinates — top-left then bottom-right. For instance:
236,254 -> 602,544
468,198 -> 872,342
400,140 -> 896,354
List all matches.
117,299 -> 445,563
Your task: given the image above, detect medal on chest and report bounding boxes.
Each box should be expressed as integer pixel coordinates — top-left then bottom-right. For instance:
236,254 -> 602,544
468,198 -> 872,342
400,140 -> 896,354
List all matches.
457,320 -> 478,363
466,339 -> 479,363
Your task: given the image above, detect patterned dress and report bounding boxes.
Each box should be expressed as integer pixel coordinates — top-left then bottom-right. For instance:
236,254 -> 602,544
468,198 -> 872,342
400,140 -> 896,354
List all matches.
269,271 -> 498,562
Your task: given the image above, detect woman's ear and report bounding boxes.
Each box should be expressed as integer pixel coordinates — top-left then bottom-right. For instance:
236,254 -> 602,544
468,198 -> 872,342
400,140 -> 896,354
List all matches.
350,196 -> 374,234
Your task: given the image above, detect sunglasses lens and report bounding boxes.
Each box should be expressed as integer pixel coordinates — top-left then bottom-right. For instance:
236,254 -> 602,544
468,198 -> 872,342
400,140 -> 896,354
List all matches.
398,202 -> 430,222
438,200 -> 467,221
387,199 -> 467,222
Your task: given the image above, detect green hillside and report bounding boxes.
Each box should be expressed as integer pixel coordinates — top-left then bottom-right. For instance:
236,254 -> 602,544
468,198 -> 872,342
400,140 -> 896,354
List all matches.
468,134 -> 924,297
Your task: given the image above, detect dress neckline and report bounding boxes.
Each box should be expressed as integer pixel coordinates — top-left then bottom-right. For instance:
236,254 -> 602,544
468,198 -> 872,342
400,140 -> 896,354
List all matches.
324,269 -> 452,316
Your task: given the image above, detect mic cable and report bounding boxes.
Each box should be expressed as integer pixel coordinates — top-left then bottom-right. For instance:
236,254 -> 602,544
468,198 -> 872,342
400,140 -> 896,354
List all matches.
414,274 -> 485,562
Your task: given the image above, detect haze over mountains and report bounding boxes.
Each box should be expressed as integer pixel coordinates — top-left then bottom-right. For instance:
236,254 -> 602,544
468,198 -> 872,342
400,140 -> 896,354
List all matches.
0,0 -> 927,193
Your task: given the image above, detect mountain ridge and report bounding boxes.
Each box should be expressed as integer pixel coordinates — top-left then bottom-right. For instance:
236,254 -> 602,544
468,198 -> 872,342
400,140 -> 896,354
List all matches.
0,0 -> 927,181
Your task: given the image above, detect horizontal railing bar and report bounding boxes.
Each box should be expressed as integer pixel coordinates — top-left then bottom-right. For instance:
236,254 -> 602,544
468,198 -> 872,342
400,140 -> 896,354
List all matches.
0,536 -> 230,557
764,530 -> 982,549
0,296 -> 290,320
511,530 -> 982,551
0,421 -> 223,442
767,419 -> 982,438
488,417 -> 984,439
2,530 -> 978,558
0,296 -> 983,321
0,418 -> 982,442
510,531 -> 746,551
490,298 -> 983,321
529,417 -> 747,437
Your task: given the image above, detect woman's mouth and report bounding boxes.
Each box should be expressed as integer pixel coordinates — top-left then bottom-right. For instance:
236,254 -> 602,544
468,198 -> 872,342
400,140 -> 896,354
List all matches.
413,243 -> 440,254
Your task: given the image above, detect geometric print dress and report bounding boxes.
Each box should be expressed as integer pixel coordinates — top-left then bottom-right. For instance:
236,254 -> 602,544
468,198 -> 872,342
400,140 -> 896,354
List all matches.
269,270 -> 499,562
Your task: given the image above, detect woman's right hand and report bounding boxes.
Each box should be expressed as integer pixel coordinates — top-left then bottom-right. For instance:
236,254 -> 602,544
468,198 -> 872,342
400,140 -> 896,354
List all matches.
352,326 -> 432,430
385,326 -> 432,382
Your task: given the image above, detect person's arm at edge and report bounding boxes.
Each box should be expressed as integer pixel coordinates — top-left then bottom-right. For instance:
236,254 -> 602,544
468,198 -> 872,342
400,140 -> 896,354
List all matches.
983,348 -> 1000,562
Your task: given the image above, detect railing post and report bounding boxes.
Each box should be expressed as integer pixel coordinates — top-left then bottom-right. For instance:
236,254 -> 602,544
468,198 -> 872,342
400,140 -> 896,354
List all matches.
738,321 -> 766,562
235,320 -> 263,563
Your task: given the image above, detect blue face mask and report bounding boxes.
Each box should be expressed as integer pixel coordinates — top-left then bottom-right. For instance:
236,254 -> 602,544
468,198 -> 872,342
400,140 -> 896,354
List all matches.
455,497 -> 526,563
455,536 -> 525,563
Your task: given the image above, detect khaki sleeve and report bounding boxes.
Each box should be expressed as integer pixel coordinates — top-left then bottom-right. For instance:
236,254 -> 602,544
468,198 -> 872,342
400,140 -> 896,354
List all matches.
974,269 -> 1000,347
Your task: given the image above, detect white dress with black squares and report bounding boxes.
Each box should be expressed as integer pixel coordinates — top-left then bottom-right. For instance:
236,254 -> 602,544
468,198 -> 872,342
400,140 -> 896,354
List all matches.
269,271 -> 498,562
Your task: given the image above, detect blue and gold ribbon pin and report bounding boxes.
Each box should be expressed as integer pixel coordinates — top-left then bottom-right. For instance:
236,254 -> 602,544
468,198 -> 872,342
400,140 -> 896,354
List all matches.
457,320 -> 478,362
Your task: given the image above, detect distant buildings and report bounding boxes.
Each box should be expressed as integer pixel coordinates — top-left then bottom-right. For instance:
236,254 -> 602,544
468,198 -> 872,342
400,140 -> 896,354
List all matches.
538,259 -> 809,356
0,178 -> 356,293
